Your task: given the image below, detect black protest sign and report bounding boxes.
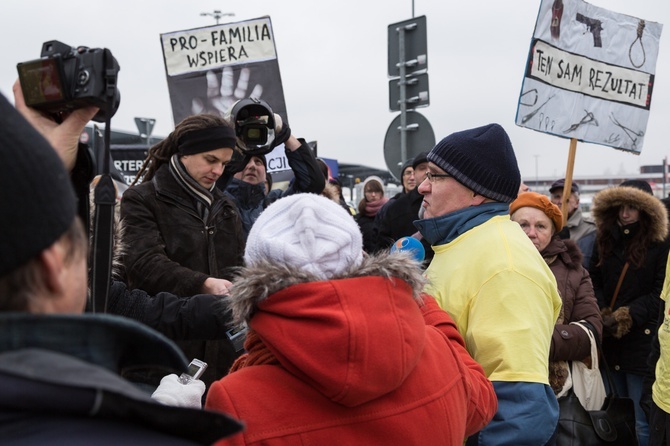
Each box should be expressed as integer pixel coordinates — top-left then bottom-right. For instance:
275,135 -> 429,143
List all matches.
160,16 -> 288,128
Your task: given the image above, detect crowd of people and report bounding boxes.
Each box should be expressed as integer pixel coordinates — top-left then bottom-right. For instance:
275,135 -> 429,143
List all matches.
5,71 -> 670,446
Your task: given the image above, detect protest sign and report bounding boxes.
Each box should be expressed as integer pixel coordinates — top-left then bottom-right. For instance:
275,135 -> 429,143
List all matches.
516,0 -> 663,153
160,16 -> 290,173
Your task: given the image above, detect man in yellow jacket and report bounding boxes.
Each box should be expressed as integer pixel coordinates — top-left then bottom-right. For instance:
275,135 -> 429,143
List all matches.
414,123 -> 563,445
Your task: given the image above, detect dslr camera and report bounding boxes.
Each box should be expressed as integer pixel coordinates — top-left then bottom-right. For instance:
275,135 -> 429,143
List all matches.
17,40 -> 120,123
229,97 -> 276,154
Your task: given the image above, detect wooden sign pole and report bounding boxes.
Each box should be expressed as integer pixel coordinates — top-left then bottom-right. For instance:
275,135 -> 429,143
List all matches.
560,138 -> 578,226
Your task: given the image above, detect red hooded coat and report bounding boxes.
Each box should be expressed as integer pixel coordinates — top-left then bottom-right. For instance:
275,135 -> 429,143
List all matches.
205,254 -> 497,445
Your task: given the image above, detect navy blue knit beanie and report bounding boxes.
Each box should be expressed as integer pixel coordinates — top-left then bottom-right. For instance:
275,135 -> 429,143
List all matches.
427,123 -> 521,203
0,93 -> 77,276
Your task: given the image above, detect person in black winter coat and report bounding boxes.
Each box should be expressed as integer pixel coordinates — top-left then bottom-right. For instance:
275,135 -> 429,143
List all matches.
375,152 -> 434,263
119,114 -> 247,388
355,176 -> 388,253
0,90 -> 242,444
374,159 -> 414,231
589,181 -> 670,446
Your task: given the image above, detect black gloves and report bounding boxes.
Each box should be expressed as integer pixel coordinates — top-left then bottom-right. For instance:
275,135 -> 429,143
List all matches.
271,119 -> 291,150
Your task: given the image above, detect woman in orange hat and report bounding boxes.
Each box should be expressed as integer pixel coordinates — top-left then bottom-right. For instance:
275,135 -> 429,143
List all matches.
510,192 -> 602,396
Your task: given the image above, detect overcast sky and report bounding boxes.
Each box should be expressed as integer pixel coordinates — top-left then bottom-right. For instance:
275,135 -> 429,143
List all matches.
2,0 -> 669,181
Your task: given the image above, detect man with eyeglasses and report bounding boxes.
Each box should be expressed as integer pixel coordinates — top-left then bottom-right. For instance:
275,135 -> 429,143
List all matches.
414,123 -> 563,446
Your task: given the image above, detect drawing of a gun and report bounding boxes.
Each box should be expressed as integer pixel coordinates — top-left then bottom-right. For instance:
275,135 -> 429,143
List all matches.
576,13 -> 603,47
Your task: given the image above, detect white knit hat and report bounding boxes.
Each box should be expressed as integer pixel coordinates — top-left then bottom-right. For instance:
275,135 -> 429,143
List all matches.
244,194 -> 364,279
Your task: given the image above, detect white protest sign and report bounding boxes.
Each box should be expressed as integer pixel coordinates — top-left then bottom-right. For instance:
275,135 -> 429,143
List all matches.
516,0 -> 663,153
161,17 -> 277,76
160,16 -> 288,133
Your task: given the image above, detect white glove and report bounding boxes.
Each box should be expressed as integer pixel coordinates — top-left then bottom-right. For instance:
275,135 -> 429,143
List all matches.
274,113 -> 283,133
151,373 -> 206,409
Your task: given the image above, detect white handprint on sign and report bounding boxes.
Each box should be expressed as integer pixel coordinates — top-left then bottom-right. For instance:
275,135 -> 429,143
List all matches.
191,67 -> 263,116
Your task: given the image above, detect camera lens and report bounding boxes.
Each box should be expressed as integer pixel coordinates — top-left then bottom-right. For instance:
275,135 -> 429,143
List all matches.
246,128 -> 261,140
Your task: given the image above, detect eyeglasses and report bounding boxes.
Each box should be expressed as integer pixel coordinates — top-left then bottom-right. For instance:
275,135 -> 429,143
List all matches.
425,171 -> 452,183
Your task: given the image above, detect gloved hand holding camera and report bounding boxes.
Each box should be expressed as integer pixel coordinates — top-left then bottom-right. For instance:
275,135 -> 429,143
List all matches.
272,113 -> 291,149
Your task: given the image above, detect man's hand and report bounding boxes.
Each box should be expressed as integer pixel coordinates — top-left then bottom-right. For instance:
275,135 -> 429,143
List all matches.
13,79 -> 98,171
201,277 -> 232,295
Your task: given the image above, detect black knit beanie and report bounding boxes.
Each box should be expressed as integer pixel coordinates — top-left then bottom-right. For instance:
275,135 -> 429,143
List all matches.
0,93 -> 77,276
242,154 -> 267,171
427,123 -> 521,203
400,158 -> 413,176
412,151 -> 429,170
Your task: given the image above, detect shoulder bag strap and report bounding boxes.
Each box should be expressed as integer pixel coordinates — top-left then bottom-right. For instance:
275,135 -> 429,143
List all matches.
609,261 -> 630,309
579,319 -> 619,397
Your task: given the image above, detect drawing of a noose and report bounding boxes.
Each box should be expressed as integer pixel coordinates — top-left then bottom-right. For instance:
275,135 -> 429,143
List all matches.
520,89 -> 538,107
629,20 -> 646,68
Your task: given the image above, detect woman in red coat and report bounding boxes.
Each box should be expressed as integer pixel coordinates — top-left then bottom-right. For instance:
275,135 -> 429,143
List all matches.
205,194 -> 497,445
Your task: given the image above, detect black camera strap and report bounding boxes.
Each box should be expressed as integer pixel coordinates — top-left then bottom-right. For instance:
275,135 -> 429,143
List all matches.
88,49 -> 118,314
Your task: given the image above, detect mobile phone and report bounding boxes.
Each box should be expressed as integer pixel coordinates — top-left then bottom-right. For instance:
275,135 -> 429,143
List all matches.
179,358 -> 208,384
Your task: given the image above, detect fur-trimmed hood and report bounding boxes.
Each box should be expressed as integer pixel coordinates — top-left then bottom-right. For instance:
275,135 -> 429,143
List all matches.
227,251 -> 426,326
224,251 -> 428,407
591,186 -> 668,242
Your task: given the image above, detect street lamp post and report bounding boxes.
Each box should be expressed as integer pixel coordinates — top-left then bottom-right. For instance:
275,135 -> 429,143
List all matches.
200,10 -> 235,25
134,117 -> 155,147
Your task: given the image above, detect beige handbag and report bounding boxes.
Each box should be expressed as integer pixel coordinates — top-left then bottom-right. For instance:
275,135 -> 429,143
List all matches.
569,321 -> 607,410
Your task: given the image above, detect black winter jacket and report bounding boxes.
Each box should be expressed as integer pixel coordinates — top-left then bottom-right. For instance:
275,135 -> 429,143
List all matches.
120,164 -> 244,296
0,314 -> 241,445
72,144 -> 233,342
119,163 -> 245,387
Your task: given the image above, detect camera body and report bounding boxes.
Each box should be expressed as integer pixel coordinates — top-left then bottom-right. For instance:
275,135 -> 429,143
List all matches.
17,40 -> 120,123
229,97 -> 275,154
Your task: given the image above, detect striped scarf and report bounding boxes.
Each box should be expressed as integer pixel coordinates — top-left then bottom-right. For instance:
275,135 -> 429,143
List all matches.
169,154 -> 214,220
